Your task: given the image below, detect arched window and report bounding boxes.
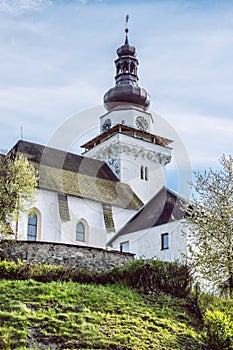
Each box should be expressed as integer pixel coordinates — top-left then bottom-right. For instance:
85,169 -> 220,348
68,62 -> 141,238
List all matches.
76,222 -> 85,242
130,62 -> 135,74
27,213 -> 37,241
123,61 -> 128,73
140,165 -> 144,180
145,167 -> 148,181
116,63 -> 121,74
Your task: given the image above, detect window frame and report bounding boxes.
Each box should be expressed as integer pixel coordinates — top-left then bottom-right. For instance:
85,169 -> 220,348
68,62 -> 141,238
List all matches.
161,233 -> 169,250
27,213 -> 38,241
76,222 -> 85,242
120,241 -> 129,253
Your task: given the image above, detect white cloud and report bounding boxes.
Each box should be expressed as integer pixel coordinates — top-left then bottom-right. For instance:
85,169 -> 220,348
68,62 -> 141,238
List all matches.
0,0 -> 51,15
0,0 -> 232,176
161,112 -> 233,169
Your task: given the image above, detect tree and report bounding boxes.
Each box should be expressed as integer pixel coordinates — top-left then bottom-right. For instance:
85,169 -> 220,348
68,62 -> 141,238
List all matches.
0,153 -> 38,238
187,155 -> 233,296
186,155 -> 233,297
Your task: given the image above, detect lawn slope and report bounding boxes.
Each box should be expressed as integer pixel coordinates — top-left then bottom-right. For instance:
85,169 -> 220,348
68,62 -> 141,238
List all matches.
0,279 -> 203,349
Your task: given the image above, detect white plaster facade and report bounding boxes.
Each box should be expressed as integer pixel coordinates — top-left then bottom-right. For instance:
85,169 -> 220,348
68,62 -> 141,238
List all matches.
16,188 -> 136,249
84,129 -> 171,203
100,107 -> 155,134
109,220 -> 188,263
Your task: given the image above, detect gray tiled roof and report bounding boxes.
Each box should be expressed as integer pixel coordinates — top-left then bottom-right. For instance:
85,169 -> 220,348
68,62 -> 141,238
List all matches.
11,140 -> 143,210
12,140 -> 118,181
107,186 -> 186,245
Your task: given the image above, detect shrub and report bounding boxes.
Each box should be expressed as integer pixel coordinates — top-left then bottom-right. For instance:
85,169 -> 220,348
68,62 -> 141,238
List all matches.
101,265 -> 124,284
204,310 -> 233,350
122,259 -> 192,298
0,259 -> 192,298
0,259 -> 24,280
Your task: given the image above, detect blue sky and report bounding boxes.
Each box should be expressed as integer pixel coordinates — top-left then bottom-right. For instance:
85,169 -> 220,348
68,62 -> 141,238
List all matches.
0,0 -> 233,194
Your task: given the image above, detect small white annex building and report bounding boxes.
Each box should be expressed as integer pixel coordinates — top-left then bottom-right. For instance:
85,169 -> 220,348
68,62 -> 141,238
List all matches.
8,26 -> 188,263
107,187 -> 188,262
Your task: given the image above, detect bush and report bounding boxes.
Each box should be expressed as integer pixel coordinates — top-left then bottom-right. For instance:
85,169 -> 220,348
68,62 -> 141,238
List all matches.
0,259 -> 192,298
204,310 -> 233,350
0,260 -> 95,283
122,259 -> 192,298
0,259 -> 24,280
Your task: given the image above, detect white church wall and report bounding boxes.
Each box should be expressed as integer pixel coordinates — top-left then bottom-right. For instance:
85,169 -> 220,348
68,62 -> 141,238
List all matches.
107,206 -> 137,242
112,206 -> 136,232
17,188 -> 138,250
110,220 -> 188,263
17,190 -> 62,242
60,196 -> 106,248
18,190 -> 107,248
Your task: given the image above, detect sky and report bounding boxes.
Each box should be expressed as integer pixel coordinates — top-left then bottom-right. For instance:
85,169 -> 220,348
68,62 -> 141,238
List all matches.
0,0 -> 233,195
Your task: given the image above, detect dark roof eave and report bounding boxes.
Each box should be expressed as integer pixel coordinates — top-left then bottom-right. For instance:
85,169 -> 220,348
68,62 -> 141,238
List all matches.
38,185 -> 142,210
107,186 -> 187,246
81,124 -> 173,150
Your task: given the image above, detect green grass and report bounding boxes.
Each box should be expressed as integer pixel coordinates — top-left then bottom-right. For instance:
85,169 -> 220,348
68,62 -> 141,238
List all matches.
0,279 -> 204,349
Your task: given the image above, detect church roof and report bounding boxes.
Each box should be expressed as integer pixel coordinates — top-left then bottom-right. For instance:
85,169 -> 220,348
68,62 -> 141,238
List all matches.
13,140 -> 118,181
11,140 -> 143,210
107,186 -> 186,245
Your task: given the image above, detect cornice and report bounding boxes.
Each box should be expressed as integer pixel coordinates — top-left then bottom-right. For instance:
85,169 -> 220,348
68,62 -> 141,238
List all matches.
88,140 -> 171,166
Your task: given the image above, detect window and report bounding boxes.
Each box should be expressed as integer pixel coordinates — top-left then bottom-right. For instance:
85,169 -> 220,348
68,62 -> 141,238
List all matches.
140,165 -> 144,180
120,241 -> 129,253
145,166 -> 148,181
140,165 -> 148,180
161,233 -> 169,250
76,222 -> 85,242
27,214 -> 37,241
123,61 -> 128,73
116,63 -> 121,74
130,62 -> 135,74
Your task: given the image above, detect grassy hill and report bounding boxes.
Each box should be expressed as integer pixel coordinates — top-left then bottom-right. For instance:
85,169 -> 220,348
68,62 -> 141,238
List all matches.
0,259 -> 233,349
0,279 -> 204,350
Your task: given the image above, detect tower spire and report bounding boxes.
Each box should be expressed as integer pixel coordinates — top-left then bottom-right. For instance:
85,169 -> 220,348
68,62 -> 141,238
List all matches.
103,19 -> 150,111
125,14 -> 129,45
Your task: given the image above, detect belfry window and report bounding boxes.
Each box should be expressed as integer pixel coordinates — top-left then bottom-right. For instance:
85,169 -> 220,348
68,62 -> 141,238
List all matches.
123,61 -> 128,73
145,167 -> 148,181
27,214 -> 37,241
116,63 -> 121,75
140,166 -> 148,180
140,166 -> 144,180
130,62 -> 135,74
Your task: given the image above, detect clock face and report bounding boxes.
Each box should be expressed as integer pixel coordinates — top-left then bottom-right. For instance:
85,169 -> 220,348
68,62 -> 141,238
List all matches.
102,118 -> 112,132
136,116 -> 149,131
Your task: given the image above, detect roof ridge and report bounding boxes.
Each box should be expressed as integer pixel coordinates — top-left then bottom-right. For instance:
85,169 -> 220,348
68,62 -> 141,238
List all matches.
107,185 -> 186,246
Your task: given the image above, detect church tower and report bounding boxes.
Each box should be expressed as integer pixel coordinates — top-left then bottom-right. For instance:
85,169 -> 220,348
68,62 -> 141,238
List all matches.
82,20 -> 172,203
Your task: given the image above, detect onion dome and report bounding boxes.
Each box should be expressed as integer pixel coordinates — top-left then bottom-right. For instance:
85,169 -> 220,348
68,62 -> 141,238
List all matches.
116,30 -> 136,57
104,22 -> 150,111
104,85 -> 150,111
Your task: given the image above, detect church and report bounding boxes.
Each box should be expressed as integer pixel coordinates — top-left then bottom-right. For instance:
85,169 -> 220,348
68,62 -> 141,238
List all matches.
9,25 -> 188,263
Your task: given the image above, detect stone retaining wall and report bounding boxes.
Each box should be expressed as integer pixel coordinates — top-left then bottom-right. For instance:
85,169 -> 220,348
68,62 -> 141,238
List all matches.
0,241 -> 134,271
